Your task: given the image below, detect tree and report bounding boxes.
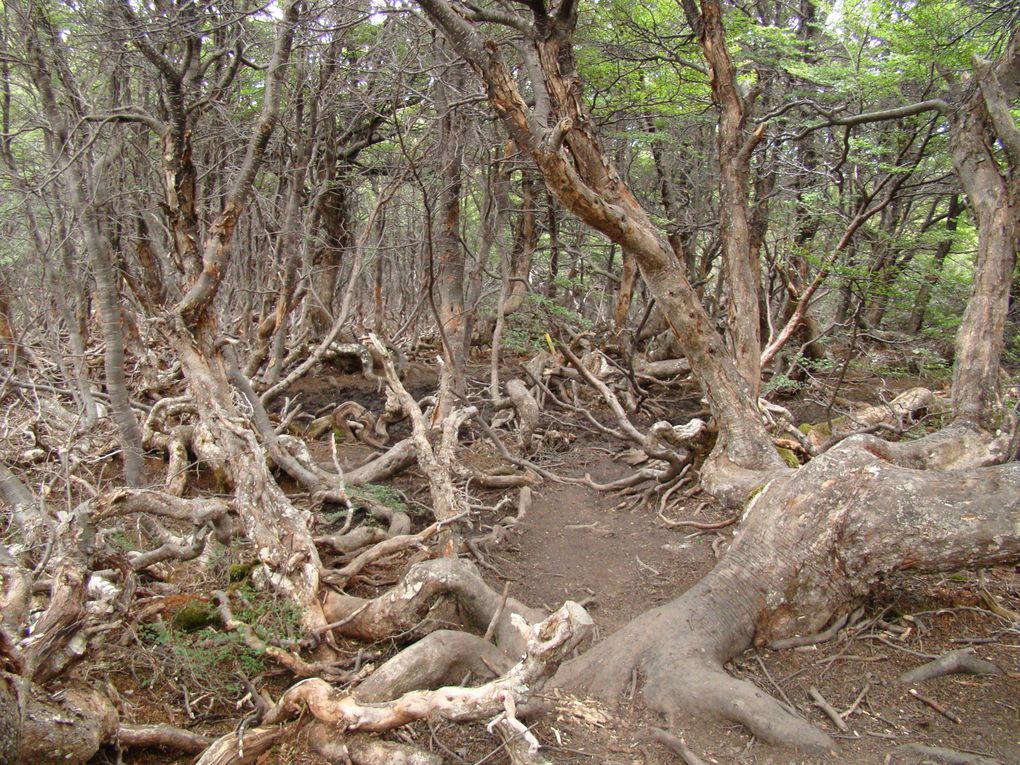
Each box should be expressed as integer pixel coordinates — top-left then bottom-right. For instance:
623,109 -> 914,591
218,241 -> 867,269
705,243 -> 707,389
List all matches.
415,0 -> 1020,749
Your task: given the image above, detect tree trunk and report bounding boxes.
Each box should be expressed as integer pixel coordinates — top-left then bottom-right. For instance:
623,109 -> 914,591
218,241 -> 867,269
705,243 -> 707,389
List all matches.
909,195 -> 961,334
416,0 -> 781,485
435,64 -> 468,407
948,47 -> 1020,428
546,188 -> 559,299
683,0 -> 764,397
500,169 -> 538,315
21,0 -> 145,484
175,339 -> 326,628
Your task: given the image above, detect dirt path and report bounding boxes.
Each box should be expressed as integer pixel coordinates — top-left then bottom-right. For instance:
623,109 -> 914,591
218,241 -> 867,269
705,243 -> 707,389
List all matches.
506,443 -> 716,635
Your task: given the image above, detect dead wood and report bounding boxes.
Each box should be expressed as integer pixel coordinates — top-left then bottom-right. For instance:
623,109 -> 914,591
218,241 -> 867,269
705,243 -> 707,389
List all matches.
890,743 -> 1004,765
634,357 -> 692,381
275,600 -> 589,729
322,512 -> 468,589
808,686 -> 848,732
909,687 -> 962,723
899,647 -> 1003,684
560,344 -> 689,478
489,693 -> 551,765
369,334 -> 471,527
505,377 -> 540,451
309,401 -> 389,448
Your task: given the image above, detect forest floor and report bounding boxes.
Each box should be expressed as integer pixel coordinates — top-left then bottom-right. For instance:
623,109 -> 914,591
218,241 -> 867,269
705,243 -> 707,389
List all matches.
100,355 -> 1019,765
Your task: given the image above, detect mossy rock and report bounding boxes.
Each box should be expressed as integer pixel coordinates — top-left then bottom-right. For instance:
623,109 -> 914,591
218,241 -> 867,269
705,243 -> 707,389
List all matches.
171,601 -> 220,632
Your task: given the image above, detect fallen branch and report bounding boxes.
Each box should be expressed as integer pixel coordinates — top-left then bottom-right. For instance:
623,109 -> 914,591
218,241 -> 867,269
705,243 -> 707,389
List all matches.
369,335 -> 470,528
908,687 -> 962,724
899,648 -> 1003,685
890,743 -> 1004,765
648,728 -> 707,765
322,512 -> 469,588
809,686 -> 848,732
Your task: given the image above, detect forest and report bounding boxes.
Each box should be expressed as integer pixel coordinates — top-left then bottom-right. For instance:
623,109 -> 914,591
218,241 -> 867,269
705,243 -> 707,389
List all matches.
0,0 -> 1018,762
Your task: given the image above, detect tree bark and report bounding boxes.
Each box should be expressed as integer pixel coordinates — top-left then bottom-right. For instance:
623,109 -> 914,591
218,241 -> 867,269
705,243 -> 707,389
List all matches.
947,49 -> 1020,427
683,0 -> 765,397
435,62 -> 468,406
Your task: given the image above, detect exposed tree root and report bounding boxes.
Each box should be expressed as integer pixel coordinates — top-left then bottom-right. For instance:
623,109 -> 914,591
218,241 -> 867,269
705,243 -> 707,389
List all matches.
306,726 -> 443,764
354,630 -> 513,701
197,602 -> 590,764
117,723 -> 213,754
555,432 -> 1020,751
192,724 -> 291,765
345,437 -> 418,485
321,557 -> 543,654
3,673 -> 119,764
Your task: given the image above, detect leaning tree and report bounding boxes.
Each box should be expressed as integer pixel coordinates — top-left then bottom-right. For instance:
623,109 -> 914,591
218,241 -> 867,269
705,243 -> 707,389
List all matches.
413,0 -> 1020,749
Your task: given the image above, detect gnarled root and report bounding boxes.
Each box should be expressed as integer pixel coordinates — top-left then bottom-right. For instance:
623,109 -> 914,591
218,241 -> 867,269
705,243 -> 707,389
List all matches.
3,673 -> 119,764
198,602 -> 591,764
307,726 -> 443,764
322,557 -> 543,654
554,589 -> 834,753
354,630 -> 513,701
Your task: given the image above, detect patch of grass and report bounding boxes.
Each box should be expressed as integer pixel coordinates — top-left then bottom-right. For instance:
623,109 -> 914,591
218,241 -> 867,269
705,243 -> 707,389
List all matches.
139,585 -> 302,697
348,482 -> 419,516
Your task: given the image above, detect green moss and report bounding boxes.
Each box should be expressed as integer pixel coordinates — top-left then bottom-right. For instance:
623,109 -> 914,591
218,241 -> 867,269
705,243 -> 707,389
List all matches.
228,563 -> 253,583
171,601 -> 220,632
776,446 -> 801,468
798,421 -> 832,438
